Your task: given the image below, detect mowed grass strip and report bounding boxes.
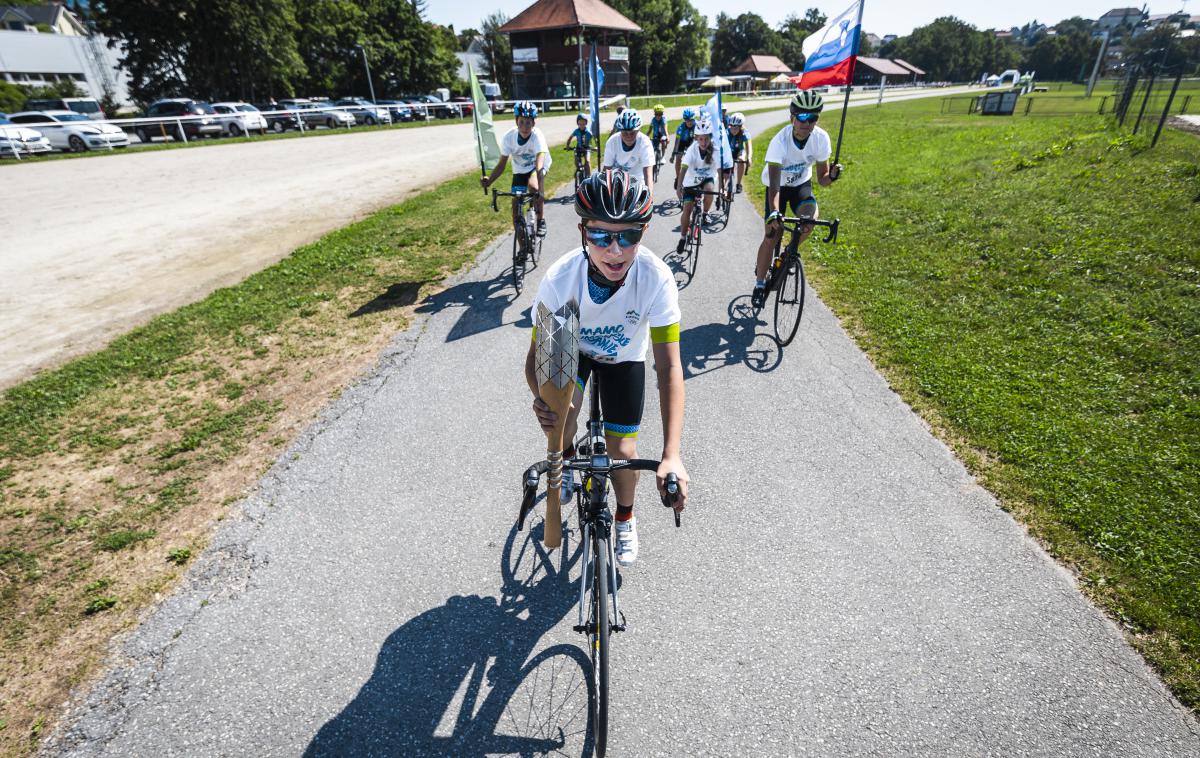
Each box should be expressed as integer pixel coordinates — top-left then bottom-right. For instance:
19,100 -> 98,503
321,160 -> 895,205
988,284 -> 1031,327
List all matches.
747,97 -> 1200,711
0,142 -> 574,755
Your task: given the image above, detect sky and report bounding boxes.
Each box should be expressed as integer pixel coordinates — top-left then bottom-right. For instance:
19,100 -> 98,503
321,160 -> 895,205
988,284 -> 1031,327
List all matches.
425,1 -> 1190,38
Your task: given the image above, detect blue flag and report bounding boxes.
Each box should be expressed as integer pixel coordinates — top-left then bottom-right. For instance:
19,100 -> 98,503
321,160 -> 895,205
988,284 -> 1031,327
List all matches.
589,45 -> 605,144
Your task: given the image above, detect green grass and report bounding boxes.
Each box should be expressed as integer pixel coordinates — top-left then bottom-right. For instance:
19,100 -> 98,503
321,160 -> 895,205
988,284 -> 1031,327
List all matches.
749,97 -> 1200,711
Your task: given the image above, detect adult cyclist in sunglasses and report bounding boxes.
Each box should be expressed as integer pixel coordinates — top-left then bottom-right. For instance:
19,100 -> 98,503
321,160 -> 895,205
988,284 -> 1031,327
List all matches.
751,90 -> 843,309
525,168 -> 689,567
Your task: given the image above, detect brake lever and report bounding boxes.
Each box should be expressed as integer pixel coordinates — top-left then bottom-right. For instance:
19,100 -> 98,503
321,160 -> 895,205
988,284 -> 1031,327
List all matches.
491,189 -> 499,213
823,218 -> 839,244
663,472 -> 682,527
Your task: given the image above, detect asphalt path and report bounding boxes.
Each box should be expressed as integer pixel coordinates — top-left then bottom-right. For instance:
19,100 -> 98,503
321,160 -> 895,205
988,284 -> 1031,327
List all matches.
43,105 -> 1200,756
1,85 -> 975,390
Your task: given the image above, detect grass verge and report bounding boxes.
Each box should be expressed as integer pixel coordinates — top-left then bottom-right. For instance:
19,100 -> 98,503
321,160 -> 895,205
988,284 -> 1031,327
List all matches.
747,98 -> 1200,712
0,137 -> 575,755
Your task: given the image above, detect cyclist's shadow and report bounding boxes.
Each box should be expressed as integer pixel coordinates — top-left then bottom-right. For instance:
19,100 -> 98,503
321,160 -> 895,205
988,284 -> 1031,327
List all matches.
305,515 -> 593,758
679,295 -> 782,379
413,273 -> 532,343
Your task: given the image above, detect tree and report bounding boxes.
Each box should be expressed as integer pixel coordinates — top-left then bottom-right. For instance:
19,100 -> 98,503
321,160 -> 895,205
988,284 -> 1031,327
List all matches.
479,12 -> 513,97
1054,16 -> 1093,37
94,0 -> 305,104
1124,25 -> 1200,75
457,28 -> 480,51
886,16 -> 1021,81
1023,31 -> 1098,80
610,0 -> 709,94
776,9 -> 826,71
711,12 -> 779,74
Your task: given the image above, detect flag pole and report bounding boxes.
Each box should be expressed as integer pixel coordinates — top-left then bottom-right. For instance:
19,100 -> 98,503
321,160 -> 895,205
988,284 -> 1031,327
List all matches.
469,65 -> 488,194
832,0 -> 866,166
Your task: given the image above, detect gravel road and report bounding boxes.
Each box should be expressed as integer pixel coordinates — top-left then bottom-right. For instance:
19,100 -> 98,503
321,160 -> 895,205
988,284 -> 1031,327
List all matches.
42,107 -> 1200,756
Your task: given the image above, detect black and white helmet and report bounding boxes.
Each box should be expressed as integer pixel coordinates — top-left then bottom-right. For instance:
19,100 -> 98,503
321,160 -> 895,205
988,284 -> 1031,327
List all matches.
790,90 -> 824,113
575,168 -> 653,225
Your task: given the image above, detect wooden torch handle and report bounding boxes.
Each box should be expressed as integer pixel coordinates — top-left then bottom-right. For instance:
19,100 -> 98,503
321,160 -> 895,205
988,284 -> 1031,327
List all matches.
539,380 -> 575,549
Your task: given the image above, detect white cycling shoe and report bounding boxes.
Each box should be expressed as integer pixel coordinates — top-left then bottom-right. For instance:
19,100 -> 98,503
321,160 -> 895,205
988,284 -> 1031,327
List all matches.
614,517 -> 639,566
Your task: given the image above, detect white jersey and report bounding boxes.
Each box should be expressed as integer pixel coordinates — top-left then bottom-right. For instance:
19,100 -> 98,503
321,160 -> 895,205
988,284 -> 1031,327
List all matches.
533,248 -> 681,364
760,124 -> 831,187
602,132 -> 655,176
501,126 -> 552,174
680,141 -> 719,188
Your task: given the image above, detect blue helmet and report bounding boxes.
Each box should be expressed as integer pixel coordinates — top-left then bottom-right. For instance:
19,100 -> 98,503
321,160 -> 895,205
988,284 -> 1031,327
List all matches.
614,109 -> 642,131
682,108 -> 696,120
513,100 -> 539,119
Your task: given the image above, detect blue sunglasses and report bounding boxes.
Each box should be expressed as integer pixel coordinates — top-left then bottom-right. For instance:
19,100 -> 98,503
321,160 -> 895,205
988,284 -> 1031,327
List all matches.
585,227 -> 644,248
793,112 -> 820,123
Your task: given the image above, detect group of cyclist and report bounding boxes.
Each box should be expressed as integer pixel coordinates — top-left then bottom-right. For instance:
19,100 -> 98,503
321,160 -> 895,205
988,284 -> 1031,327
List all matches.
487,90 -> 841,566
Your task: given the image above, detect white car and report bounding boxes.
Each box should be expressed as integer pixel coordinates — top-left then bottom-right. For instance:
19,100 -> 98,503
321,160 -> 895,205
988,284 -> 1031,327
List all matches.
0,114 -> 53,157
212,102 -> 269,137
7,110 -> 130,152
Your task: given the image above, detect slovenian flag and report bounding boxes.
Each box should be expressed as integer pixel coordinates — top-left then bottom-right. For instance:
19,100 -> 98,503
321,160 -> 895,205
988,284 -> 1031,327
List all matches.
796,1 -> 863,89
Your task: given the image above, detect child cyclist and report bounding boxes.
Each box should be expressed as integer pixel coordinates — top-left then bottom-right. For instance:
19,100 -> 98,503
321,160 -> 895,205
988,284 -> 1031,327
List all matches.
648,104 -> 670,166
751,91 -> 842,308
602,109 -> 656,191
672,108 -> 696,189
725,112 -> 752,193
526,168 -> 689,566
675,117 -> 718,253
566,113 -> 594,177
481,100 -> 552,237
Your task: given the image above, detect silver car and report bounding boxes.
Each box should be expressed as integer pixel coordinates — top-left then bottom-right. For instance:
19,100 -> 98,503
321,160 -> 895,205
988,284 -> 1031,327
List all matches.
7,110 -> 130,151
279,100 -> 355,129
333,99 -> 392,126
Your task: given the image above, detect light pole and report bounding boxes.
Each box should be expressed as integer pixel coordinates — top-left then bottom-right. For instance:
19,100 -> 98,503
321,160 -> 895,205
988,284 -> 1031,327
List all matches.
355,44 -> 377,104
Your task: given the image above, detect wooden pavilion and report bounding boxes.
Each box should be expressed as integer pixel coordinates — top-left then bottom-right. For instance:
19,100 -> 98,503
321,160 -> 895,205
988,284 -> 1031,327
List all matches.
499,0 -> 641,103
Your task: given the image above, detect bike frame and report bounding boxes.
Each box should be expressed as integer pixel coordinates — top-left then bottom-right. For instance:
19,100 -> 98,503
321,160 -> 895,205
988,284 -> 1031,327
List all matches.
492,189 -> 540,253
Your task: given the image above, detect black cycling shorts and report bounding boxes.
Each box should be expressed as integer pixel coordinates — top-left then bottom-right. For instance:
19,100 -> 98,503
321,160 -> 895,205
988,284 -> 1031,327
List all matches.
511,169 -> 546,193
764,181 -> 816,217
575,357 -> 645,438
682,178 -> 715,203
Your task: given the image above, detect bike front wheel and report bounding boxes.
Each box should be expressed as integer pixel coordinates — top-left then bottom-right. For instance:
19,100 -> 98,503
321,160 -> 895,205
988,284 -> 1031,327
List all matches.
773,254 -> 806,346
511,230 -> 527,293
590,533 -> 611,757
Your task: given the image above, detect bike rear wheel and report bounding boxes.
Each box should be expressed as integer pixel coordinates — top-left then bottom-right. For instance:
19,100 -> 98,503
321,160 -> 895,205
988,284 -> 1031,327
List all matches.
590,533 -> 611,757
773,253 -> 806,346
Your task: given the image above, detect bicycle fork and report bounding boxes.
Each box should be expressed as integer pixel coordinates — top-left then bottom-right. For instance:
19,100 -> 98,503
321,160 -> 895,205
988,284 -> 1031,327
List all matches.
573,514 -> 626,636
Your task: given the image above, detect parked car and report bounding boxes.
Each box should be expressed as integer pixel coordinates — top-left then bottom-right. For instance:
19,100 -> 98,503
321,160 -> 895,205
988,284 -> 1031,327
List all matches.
375,99 -> 415,122
212,102 -> 268,136
397,98 -> 430,120
450,96 -> 474,117
408,94 -> 458,119
22,96 -> 106,120
252,103 -> 303,132
0,112 -> 53,157
136,99 -> 222,143
7,110 -> 129,151
278,99 -> 355,129
332,98 -> 392,126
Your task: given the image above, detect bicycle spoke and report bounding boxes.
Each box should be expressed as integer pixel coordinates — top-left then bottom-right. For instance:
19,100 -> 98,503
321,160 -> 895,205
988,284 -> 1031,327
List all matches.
773,254 -> 805,346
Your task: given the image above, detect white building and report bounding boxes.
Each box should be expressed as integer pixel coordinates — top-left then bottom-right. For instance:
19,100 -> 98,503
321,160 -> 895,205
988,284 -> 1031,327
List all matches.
0,3 -> 130,106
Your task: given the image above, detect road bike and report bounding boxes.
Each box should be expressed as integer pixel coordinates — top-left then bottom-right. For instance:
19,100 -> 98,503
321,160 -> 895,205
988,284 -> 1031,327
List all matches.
717,158 -> 748,220
565,145 -> 598,193
491,188 -> 542,294
677,188 -> 722,279
651,136 -> 669,184
759,215 -> 839,346
517,372 -> 682,757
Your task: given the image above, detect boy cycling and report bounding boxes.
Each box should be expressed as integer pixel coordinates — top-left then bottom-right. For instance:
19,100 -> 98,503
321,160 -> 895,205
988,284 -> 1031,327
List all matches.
648,104 -> 670,168
751,91 -> 842,308
602,109 -> 656,191
566,112 -> 594,177
526,168 -> 689,566
481,100 -> 553,237
672,108 -> 696,188
675,118 -> 718,253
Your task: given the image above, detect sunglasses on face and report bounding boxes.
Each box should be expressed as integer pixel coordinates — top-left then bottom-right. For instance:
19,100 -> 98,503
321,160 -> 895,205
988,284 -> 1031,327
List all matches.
793,112 -> 819,124
585,226 -> 644,248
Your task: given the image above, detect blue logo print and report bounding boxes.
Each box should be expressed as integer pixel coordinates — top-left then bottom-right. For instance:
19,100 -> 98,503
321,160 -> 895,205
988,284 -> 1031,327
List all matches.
581,324 -> 631,358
